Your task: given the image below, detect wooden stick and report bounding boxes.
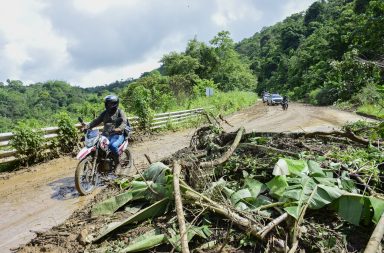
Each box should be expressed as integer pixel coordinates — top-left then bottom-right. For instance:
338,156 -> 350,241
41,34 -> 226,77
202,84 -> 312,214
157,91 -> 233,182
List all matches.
219,114 -> 234,127
364,213 -> 384,253
288,241 -> 299,253
173,161 -> 190,253
199,127 -> 244,168
258,213 -> 289,239
144,154 -> 152,164
182,185 -> 262,237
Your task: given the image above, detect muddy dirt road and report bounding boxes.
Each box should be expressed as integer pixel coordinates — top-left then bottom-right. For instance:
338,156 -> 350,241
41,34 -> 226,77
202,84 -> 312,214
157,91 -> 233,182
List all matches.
0,102 -> 371,252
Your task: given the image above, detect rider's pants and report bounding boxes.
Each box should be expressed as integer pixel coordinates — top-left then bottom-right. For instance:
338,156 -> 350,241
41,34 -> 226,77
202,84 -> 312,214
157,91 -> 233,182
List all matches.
108,134 -> 124,156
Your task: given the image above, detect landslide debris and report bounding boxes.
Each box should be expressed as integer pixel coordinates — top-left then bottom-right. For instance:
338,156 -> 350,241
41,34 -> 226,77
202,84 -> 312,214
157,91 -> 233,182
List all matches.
16,119 -> 384,253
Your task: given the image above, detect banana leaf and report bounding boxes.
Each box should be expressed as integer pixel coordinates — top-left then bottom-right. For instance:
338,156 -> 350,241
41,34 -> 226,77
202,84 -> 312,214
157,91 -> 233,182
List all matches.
121,229 -> 167,253
91,188 -> 147,217
91,198 -> 169,242
270,158 -> 384,225
168,224 -> 212,252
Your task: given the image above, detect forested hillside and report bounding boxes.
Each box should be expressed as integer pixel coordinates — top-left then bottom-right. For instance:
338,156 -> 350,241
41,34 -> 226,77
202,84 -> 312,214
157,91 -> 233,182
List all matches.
0,79 -> 132,132
236,0 -> 383,107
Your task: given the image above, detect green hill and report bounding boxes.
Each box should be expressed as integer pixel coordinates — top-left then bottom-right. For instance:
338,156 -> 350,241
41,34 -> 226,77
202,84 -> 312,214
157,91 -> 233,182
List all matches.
236,0 -> 383,106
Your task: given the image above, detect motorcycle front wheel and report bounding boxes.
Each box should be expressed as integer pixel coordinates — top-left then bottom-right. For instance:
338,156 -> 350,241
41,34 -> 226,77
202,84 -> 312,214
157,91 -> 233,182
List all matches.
75,157 -> 99,195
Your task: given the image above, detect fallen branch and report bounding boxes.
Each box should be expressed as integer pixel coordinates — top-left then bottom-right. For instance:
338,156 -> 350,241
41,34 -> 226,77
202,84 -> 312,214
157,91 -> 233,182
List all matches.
258,213 -> 289,239
239,143 -> 300,158
349,173 -> 376,195
219,114 -> 234,127
288,241 -> 299,253
173,161 -> 190,253
340,164 -> 376,195
181,182 -> 262,238
200,127 -> 245,168
364,213 -> 384,253
144,154 -> 152,164
304,130 -> 383,147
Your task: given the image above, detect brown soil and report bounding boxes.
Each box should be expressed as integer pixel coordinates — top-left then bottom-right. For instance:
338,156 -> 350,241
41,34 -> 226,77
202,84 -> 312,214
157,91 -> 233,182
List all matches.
0,102 -> 371,252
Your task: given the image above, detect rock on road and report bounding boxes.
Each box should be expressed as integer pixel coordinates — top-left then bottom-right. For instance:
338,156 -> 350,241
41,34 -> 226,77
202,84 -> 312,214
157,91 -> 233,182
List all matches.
0,102 -> 371,252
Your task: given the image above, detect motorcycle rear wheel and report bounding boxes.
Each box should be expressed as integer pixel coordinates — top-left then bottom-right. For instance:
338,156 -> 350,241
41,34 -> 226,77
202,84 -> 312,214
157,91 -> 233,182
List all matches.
75,157 -> 99,195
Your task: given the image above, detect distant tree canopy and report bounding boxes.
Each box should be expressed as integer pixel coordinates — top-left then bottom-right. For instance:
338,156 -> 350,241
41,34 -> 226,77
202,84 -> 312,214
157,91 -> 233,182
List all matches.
120,31 -> 256,115
236,0 -> 384,105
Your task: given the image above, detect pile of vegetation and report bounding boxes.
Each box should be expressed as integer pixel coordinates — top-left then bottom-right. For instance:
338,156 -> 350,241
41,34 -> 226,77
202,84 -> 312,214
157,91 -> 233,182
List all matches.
17,119 -> 384,253
236,0 -> 384,116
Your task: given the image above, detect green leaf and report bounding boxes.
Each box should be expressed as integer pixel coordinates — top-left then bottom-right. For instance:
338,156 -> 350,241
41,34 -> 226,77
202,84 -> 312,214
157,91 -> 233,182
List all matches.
307,160 -> 326,177
369,196 -> 384,224
222,186 -> 235,198
91,189 -> 146,217
230,189 -> 252,205
285,158 -> 308,175
284,205 -> 300,219
168,225 -> 212,251
273,158 -> 308,176
121,231 -> 167,253
244,178 -> 265,198
337,196 -> 364,225
143,162 -> 171,183
266,176 -> 288,197
91,198 -> 169,242
250,195 -> 272,208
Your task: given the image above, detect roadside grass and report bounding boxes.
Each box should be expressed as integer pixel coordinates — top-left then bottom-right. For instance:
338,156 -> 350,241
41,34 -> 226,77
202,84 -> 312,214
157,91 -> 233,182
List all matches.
186,91 -> 257,115
156,91 -> 257,132
356,103 -> 384,119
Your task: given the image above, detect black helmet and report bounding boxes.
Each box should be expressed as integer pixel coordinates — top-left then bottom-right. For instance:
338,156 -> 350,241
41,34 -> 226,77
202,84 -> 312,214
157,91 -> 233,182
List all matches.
104,95 -> 119,113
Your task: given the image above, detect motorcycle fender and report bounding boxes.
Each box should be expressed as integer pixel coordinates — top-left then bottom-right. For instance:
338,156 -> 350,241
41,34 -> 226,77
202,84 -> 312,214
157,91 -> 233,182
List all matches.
76,146 -> 96,160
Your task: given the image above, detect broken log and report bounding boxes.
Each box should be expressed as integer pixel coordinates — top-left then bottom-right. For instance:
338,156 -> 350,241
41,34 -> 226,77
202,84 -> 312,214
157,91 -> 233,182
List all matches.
173,161 -> 190,253
199,127 -> 245,168
364,213 -> 384,253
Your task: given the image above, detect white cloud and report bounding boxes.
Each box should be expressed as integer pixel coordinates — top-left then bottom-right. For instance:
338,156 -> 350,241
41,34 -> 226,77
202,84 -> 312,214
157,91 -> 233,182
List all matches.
0,0 -> 69,81
72,0 -> 144,14
282,0 -> 314,18
0,0 -> 317,87
212,0 -> 263,28
76,56 -> 161,86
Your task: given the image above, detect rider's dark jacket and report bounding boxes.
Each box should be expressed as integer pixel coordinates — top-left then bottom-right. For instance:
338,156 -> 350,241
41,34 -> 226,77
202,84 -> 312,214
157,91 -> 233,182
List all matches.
88,108 -> 127,137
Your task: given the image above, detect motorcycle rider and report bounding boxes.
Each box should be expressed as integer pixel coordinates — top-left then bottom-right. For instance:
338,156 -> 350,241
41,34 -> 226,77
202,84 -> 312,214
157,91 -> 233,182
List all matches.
282,95 -> 288,109
86,95 -> 128,175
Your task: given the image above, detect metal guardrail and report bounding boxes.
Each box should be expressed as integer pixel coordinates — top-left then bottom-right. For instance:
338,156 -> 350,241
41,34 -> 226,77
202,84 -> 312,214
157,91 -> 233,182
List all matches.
0,108 -> 204,164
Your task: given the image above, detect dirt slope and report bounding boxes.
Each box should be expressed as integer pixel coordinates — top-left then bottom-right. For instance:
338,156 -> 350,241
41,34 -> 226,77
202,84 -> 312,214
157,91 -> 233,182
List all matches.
0,102 -> 371,252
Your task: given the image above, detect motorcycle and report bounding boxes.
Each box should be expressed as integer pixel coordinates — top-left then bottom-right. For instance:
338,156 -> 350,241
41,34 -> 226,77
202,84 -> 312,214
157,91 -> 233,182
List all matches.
282,100 -> 288,110
75,117 -> 133,195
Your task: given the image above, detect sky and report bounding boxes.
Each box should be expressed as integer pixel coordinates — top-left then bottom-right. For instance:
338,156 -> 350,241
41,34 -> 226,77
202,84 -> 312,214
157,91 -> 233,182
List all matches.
0,0 -> 316,88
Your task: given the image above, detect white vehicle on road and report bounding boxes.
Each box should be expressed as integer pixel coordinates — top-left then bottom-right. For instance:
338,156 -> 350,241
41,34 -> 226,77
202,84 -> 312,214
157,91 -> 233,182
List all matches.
267,94 -> 283,105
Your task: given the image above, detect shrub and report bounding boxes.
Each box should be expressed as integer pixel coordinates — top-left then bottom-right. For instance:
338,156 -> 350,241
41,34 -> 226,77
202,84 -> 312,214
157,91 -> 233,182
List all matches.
308,88 -> 321,105
129,86 -> 154,131
353,83 -> 382,106
56,112 -> 79,153
11,120 -> 44,166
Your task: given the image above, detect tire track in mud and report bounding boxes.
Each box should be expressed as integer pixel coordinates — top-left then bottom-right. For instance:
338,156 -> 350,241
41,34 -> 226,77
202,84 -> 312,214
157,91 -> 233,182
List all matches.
0,102 -> 372,252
